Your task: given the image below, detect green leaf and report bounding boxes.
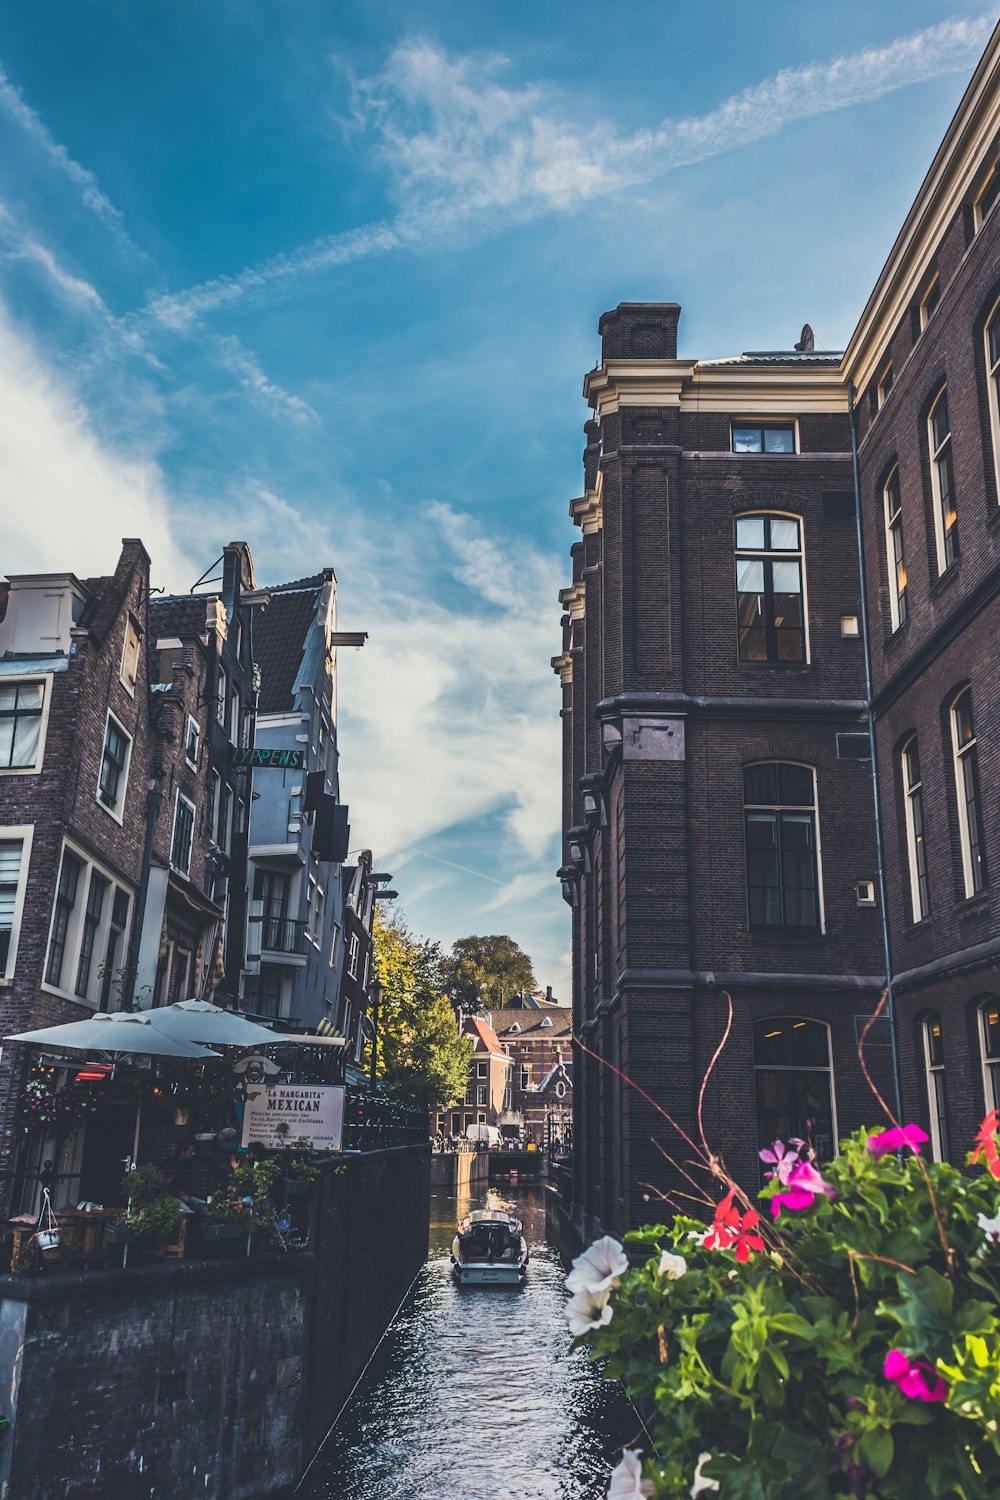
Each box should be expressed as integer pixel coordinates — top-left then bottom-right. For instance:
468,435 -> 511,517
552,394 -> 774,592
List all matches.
858,1427 -> 894,1478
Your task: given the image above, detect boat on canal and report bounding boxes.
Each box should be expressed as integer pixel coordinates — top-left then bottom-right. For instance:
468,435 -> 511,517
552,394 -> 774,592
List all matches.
451,1208 -> 528,1286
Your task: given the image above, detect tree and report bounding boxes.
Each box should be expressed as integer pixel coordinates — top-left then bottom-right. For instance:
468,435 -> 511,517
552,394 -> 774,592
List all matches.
446,934 -> 539,1012
370,907 -> 472,1112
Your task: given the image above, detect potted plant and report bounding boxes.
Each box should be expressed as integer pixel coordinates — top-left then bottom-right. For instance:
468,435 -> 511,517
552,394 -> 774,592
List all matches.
113,1164 -> 184,1255
201,1192 -> 248,1245
232,1155 -> 281,1202
282,1140 -> 320,1197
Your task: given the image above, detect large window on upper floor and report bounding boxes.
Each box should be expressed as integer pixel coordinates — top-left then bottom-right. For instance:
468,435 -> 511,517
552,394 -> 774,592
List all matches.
0,829 -> 33,981
734,515 -> 806,663
0,681 -> 46,772
743,763 -> 821,932
900,736 -> 930,925
43,841 -> 131,1005
980,1000 -> 1000,1114
731,423 -> 796,454
984,298 -> 1000,502
919,271 -> 941,331
923,1014 -> 950,1162
975,161 -> 1000,231
882,467 -> 907,631
928,386 -> 958,573
754,1018 -> 835,1164
950,686 -> 987,898
170,792 -> 196,877
97,712 -> 132,820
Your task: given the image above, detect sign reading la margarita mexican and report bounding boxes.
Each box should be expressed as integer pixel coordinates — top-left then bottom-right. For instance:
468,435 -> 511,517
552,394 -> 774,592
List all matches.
241,1083 -> 345,1151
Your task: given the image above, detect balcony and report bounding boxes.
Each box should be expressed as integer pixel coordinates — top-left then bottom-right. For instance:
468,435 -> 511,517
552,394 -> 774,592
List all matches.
247,915 -> 309,965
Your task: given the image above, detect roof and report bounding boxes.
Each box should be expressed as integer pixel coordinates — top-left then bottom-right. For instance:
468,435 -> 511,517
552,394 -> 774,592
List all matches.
463,1015 -> 507,1058
151,595 -> 212,638
254,580 -> 322,715
265,573 -> 326,594
537,1060 -> 573,1093
699,351 -> 843,368
491,1007 -> 572,1039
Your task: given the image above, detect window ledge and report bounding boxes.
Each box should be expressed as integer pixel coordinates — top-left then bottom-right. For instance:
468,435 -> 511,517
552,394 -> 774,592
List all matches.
902,917 -> 933,936
883,619 -> 910,651
956,894 -> 991,921
746,928 -> 826,941
929,562 -> 961,600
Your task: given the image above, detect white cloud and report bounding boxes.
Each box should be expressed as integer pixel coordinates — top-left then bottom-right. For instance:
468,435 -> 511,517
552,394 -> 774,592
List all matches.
211,335 -> 320,425
0,300 -> 191,584
0,204 -> 110,316
136,13 -> 995,325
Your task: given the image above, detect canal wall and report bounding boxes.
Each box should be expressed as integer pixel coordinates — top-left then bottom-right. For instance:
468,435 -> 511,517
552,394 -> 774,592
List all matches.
429,1149 -> 489,1193
0,1144 -> 430,1500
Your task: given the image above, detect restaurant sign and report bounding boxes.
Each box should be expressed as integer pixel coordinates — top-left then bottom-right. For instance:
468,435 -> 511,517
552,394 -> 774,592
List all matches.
232,746 -> 306,770
241,1082 -> 345,1151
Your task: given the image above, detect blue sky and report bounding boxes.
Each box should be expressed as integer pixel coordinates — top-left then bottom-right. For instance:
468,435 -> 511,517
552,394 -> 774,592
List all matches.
1,3 -> 995,997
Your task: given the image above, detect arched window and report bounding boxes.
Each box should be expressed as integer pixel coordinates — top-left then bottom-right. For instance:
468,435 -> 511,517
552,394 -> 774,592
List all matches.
753,1018 -> 835,1163
922,1014 -> 950,1162
734,515 -> 806,663
743,763 -> 821,930
985,298 -> 1000,501
883,466 -> 907,630
980,1001 -> 1000,1113
901,736 -> 930,923
928,386 -> 958,573
950,686 -> 986,898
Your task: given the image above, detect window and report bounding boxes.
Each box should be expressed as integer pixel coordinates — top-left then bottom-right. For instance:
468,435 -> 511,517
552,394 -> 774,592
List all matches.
556,1081 -> 566,1099
477,1062 -> 488,1080
99,889 -> 130,1009
171,794 -> 195,876
520,1067 -> 530,1091
743,763 -> 820,930
217,781 -> 232,854
216,666 -> 228,727
476,1085 -> 487,1107
734,515 -> 805,663
901,737 -> 930,923
975,162 -> 1000,229
503,1087 -> 511,1109
984,299 -> 1000,500
928,386 -> 958,572
0,682 -> 44,770
247,968 -> 283,1020
465,1083 -> 475,1106
980,1001 -> 1000,1113
876,360 -> 893,410
731,423 -> 796,454
919,272 -> 941,330
950,687 -> 986,898
185,716 -> 200,768
348,932 -> 360,979
98,715 -> 131,816
883,467 -> 907,630
75,873 -> 109,998
923,1014 -> 950,1162
754,1019 -> 835,1163
0,833 -> 31,979
120,619 -> 141,694
229,691 -> 241,747
46,849 -> 83,988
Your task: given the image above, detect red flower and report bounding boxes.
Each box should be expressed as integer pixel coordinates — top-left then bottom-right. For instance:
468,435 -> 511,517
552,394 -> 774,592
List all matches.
704,1189 -> 765,1263
972,1110 -> 1000,1180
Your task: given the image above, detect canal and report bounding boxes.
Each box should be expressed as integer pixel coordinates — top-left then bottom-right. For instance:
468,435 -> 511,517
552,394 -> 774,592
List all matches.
295,1185 -> 639,1500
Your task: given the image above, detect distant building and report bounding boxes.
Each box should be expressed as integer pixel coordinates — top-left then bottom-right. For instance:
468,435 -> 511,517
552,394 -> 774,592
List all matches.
489,1000 -> 573,1145
436,1014 -> 510,1139
339,850 -> 378,1070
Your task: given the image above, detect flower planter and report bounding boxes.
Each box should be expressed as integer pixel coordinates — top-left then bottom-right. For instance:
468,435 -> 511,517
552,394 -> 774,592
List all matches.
103,1224 -> 134,1246
202,1221 -> 243,1243
36,1229 -> 61,1259
282,1178 -> 313,1198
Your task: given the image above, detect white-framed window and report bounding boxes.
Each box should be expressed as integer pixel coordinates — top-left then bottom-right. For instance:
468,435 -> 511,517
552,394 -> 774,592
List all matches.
171,793 -> 196,876
555,1081 -> 566,1099
753,1017 -> 836,1163
0,680 -> 48,773
919,271 -> 941,331
876,359 -> 893,411
216,665 -> 228,727
348,931 -> 360,979
43,841 -> 131,1006
980,1000 -> 1000,1114
731,422 -> 796,454
883,466 -> 907,631
928,385 -> 958,573
328,920 -> 341,969
984,296 -> 1000,502
229,690 -> 241,747
950,686 -> 987,898
923,1014 -> 950,1162
520,1066 -> 530,1091
476,1085 -> 487,1106
743,763 -> 822,931
974,161 -> 1000,230
901,736 -> 930,924
120,618 -> 141,695
97,712 -> 132,820
734,514 -> 807,663
0,827 -> 33,981
185,715 -> 201,768
476,1061 -> 488,1080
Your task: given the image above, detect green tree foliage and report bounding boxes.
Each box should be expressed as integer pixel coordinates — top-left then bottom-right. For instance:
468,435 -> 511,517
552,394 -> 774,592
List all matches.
371,908 -> 473,1111
447,933 -> 539,1010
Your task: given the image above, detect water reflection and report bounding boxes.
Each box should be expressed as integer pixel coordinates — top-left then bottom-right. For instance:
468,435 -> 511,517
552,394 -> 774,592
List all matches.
297,1186 -> 637,1500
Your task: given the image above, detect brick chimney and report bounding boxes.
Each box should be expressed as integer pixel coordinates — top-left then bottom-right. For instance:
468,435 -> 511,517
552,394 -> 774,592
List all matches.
598,302 -> 680,360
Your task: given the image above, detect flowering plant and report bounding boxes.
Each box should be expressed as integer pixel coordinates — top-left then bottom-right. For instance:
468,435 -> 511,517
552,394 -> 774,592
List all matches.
570,1013 -> 1000,1498
15,1075 -> 102,1139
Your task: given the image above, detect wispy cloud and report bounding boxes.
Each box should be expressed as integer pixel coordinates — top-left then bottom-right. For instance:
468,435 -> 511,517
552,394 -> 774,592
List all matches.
140,13 -> 995,327
0,203 -> 110,316
211,335 -> 320,425
0,59 -> 140,256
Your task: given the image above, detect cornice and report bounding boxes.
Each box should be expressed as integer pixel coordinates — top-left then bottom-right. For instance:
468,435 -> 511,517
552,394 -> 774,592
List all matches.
585,358 -> 847,418
550,651 -> 573,685
569,474 -> 603,533
558,581 -> 586,621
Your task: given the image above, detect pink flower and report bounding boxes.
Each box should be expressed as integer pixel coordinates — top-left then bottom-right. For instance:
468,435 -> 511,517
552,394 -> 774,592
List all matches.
866,1125 -> 929,1159
759,1139 -> 802,1185
883,1349 -> 947,1403
770,1160 -> 836,1219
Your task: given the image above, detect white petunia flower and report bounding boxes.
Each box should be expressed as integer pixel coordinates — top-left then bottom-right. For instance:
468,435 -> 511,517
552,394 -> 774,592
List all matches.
566,1234 -> 630,1295
657,1250 -> 688,1280
566,1286 -> 614,1337
690,1453 -> 720,1496
978,1209 -> 1000,1244
607,1448 -> 654,1499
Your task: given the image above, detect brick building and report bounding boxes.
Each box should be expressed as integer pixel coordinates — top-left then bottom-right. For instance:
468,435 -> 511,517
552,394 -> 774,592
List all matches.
558,24 -> 1000,1241
488,1000 -> 573,1145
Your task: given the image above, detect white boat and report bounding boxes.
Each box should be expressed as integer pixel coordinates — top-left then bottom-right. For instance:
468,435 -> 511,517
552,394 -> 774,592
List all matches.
451,1208 -> 528,1286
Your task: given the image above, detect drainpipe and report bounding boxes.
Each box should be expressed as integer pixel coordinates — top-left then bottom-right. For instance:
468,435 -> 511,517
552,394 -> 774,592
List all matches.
118,783 -> 163,1012
847,380 -> 904,1122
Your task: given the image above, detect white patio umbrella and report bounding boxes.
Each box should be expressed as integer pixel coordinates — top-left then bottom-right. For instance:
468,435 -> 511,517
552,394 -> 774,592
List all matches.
6,1011 -> 222,1059
144,999 -> 278,1049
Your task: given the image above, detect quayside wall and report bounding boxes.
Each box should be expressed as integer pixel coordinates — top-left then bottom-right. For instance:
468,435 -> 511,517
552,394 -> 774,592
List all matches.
0,1144 -> 430,1500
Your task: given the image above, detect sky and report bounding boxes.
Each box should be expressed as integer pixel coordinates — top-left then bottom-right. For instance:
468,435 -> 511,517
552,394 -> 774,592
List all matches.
0,2 -> 996,999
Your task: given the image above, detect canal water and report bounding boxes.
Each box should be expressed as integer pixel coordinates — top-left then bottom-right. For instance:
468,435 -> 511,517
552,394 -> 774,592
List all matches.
295,1185 -> 639,1500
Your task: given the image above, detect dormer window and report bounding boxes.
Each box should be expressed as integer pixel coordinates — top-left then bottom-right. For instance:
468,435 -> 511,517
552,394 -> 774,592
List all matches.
731,423 -> 796,454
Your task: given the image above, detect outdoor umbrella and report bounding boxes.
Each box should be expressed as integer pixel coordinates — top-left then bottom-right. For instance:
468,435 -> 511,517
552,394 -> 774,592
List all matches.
5,1011 -> 223,1058
144,998 -> 278,1049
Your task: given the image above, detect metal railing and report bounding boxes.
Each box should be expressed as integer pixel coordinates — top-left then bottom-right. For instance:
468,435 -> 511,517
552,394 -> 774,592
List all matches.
343,1088 -> 428,1152
247,915 -> 308,955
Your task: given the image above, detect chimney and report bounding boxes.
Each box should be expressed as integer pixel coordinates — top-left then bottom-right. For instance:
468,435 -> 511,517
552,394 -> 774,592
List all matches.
598,302 -> 680,361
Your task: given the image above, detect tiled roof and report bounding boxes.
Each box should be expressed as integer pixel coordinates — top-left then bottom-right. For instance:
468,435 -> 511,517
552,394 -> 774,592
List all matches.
699,351 -> 843,368
491,1007 -> 572,1039
463,1015 -> 507,1057
151,595 -> 212,638
265,573 -> 326,594
254,583 -> 321,714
